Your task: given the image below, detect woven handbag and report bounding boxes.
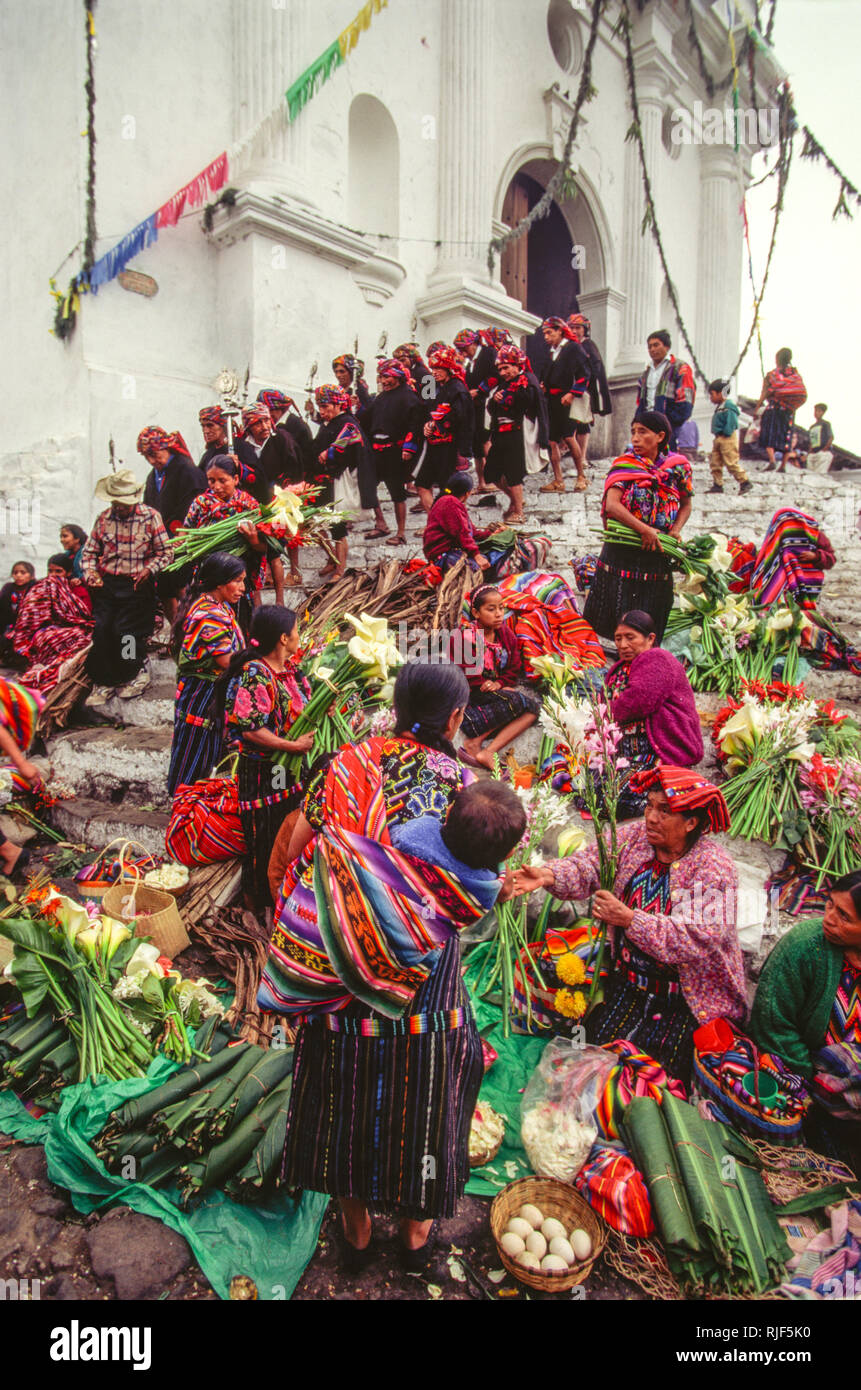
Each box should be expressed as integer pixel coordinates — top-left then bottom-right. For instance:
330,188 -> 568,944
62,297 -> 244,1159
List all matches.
692,1018 -> 809,1145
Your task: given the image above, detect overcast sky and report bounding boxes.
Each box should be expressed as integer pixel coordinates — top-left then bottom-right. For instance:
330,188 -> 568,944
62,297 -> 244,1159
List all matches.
739,0 -> 860,441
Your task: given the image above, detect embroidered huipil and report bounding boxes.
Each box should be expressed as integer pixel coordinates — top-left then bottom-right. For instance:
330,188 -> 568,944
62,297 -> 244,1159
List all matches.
544,820 -> 746,1023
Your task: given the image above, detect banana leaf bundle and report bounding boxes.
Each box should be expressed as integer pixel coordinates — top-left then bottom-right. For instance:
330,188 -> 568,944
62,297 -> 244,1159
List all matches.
97,1027 -> 295,1205
177,1078 -> 291,1207
622,1093 -> 790,1296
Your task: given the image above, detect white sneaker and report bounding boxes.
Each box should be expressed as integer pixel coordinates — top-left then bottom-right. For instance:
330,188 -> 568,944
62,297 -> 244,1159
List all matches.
87,685 -> 114,708
117,666 -> 151,699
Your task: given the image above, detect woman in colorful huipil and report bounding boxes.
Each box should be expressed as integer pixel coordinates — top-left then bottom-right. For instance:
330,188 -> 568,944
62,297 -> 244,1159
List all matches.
583,411 -> 693,643
183,454 -> 282,631
514,765 -> 744,1086
485,345 -> 544,524
223,606 -> 315,911
457,584 -> 540,770
167,552 -> 246,796
754,347 -> 805,471
13,555 -> 94,694
0,678 -> 46,879
599,610 -> 703,820
751,870 -> 861,1174
267,663 -> 487,1270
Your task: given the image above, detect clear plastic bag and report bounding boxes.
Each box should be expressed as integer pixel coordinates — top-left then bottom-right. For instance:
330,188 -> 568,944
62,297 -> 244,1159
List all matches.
520,1039 -> 616,1183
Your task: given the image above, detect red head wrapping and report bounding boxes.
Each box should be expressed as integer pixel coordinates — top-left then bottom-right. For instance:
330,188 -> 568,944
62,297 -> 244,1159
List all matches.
242,403 -> 272,429
628,765 -> 731,834
393,342 -> 422,364
137,427 -> 192,461
496,345 -> 528,372
454,329 -> 480,350
428,347 -> 466,381
542,316 -> 575,339
376,357 -> 409,384
198,406 -> 226,429
480,327 -> 513,351
257,389 -> 293,418
315,384 -> 350,410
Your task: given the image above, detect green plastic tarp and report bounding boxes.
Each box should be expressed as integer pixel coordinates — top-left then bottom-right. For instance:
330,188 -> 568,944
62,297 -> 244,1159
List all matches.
0,1057 -> 328,1301
463,963 -> 546,1197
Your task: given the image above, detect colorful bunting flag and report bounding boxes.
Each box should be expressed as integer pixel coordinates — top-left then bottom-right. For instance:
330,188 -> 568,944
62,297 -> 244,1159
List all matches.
66,0 -> 388,307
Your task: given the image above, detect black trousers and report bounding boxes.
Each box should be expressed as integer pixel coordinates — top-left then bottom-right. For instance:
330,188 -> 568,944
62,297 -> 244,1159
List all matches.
85,574 -> 157,687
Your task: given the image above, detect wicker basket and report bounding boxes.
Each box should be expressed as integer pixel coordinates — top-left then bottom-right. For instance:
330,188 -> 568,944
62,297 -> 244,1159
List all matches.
490,1176 -> 606,1292
102,867 -> 190,958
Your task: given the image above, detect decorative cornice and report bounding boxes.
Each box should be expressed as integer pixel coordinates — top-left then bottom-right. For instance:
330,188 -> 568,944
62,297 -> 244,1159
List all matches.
351,248 -> 407,307
415,275 -> 540,336
207,189 -> 371,271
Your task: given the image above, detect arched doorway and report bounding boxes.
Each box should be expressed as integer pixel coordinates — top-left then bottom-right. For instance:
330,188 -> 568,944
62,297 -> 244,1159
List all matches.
501,171 -> 580,371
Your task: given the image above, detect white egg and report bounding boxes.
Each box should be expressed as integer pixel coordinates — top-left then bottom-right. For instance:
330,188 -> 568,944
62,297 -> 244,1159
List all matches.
541,1217 -> 567,1242
569,1228 -> 593,1262
500,1232 -> 526,1258
540,1254 -> 569,1274
515,1249 -> 541,1271
525,1230 -> 547,1258
506,1217 -> 533,1241
549,1236 -> 575,1265
518,1202 -> 544,1229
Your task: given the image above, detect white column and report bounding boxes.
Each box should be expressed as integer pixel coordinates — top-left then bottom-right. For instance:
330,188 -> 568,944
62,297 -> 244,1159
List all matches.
617,92 -> 664,368
431,0 -> 493,280
232,0 -> 312,201
696,145 -> 743,384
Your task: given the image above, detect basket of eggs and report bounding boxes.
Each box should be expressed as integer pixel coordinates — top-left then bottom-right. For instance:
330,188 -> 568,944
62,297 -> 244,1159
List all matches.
490,1176 -> 606,1292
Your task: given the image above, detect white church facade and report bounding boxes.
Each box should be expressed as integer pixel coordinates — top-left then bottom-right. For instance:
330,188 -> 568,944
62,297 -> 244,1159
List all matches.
4,0 -> 783,565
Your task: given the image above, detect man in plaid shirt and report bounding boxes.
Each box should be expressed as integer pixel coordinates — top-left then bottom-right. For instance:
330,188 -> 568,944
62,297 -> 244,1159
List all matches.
80,470 -> 171,703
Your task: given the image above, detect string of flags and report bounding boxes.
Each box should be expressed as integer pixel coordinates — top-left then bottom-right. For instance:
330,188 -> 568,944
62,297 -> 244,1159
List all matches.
60,0 -> 388,314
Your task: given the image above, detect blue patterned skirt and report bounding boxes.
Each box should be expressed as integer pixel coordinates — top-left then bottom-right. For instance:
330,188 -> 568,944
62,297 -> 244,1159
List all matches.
586,937 -> 697,1087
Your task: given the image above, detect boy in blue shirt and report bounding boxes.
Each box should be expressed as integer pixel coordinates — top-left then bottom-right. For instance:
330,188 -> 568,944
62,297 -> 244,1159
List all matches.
707,379 -> 752,495
392,780 -> 526,911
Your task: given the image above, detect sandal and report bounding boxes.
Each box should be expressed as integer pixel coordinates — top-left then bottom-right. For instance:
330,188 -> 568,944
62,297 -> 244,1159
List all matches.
386,534 -> 407,546
409,502 -> 426,515
505,514 -> 525,524
364,527 -> 390,539
398,1221 -> 439,1274
334,1218 -> 377,1276
574,478 -> 588,492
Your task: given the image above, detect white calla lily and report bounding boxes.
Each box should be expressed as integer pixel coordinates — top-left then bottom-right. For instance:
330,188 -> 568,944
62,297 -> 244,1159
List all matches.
766,606 -> 795,633
557,825 -> 586,856
269,487 -> 305,535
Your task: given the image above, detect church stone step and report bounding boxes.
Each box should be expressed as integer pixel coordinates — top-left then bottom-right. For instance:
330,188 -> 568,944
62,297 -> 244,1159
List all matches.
52,797 -> 169,857
47,726 -> 173,809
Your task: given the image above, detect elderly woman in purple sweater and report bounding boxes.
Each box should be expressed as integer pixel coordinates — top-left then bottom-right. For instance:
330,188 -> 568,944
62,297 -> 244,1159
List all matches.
604,609 -> 703,820
514,765 -> 745,1085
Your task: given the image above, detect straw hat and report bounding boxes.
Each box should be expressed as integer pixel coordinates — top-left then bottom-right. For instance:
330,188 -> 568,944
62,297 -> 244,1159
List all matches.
93,469 -> 145,505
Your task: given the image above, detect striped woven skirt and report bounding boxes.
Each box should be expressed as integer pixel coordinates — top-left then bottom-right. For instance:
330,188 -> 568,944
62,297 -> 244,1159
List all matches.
586,938 -> 697,1088
282,938 -> 484,1218
583,541 -> 675,641
237,753 -> 303,912
167,675 -> 223,797
461,686 -> 540,740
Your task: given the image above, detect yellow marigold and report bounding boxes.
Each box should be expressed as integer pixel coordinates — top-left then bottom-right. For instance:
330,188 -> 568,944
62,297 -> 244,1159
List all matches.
556,951 -> 586,987
554,988 -> 587,1020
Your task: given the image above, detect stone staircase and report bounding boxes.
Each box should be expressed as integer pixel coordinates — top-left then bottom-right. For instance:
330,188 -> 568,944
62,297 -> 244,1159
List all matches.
39,457 -> 861,856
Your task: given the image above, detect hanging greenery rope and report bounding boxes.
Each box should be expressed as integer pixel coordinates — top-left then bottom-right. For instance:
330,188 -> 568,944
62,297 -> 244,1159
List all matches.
51,1 -> 97,341
619,0 -> 794,387
800,126 -> 861,220
765,0 -> 778,44
82,0 -> 98,270
486,0 -> 607,277
683,0 -> 734,100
